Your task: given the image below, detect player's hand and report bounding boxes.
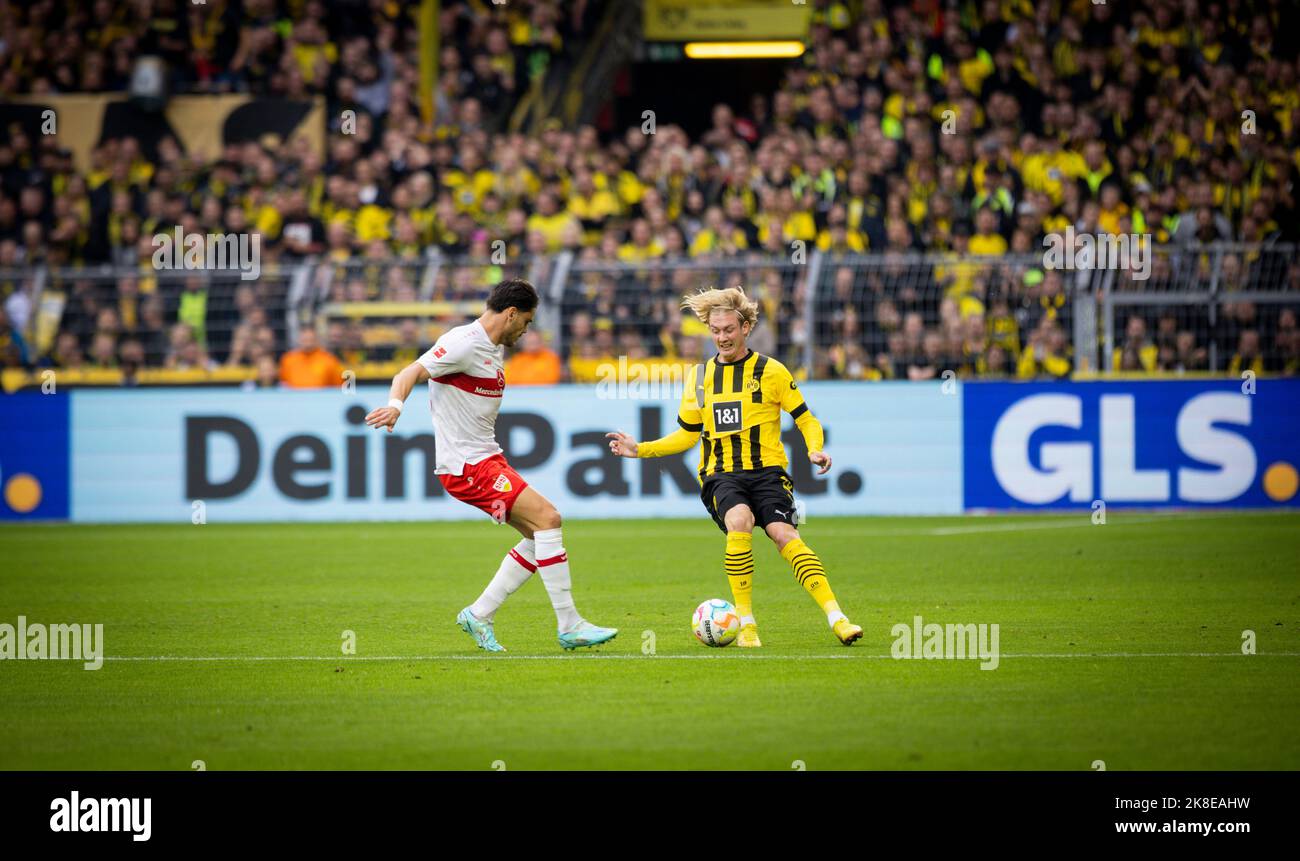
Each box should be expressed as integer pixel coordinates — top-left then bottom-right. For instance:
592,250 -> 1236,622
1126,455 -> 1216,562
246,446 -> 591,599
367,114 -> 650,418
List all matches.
810,450 -> 832,475
605,431 -> 639,458
365,406 -> 400,433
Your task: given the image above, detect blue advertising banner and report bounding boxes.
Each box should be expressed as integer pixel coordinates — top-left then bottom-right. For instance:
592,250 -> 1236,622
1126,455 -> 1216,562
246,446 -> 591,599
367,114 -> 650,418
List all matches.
0,392 -> 70,521
962,379 -> 1300,510
68,382 -> 964,523
19,379 -> 1290,522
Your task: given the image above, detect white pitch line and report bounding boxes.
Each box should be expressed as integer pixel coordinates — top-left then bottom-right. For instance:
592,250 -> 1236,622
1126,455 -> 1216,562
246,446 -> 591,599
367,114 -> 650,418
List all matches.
924,512 -> 1285,536
928,520 -> 1113,536
97,652 -> 1300,662
780,511 -> 1298,538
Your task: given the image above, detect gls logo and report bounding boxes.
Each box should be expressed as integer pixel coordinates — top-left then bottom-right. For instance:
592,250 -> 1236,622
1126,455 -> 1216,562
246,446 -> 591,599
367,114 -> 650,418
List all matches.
991,392 -> 1254,504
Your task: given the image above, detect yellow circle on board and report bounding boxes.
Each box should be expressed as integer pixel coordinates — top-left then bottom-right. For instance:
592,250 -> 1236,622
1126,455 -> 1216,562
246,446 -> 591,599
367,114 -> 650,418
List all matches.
1262,462 -> 1298,502
4,473 -> 42,513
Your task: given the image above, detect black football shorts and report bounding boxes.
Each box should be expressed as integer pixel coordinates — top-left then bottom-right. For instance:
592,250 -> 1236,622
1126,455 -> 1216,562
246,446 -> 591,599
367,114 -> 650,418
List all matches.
700,466 -> 796,533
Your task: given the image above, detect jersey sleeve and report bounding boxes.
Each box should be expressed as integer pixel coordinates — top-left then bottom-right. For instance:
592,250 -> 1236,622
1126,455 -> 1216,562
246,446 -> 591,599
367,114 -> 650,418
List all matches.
675,363 -> 705,432
767,360 -> 803,414
636,427 -> 700,458
771,361 -> 825,453
416,334 -> 470,379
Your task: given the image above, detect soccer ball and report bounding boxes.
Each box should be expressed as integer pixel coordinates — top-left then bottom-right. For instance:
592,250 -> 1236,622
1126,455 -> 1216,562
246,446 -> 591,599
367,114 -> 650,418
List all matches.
693,598 -> 741,647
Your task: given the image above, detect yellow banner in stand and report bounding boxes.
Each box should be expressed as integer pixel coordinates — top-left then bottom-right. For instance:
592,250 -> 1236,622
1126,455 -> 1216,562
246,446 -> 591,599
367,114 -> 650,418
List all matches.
644,0 -> 812,41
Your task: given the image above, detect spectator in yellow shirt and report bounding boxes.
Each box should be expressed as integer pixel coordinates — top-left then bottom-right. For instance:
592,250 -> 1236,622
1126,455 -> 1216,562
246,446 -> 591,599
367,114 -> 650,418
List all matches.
968,206 -> 1007,255
756,187 -> 817,245
1097,184 -> 1130,236
524,191 -> 579,252
618,219 -> 666,262
1017,324 -> 1072,379
1228,330 -> 1266,377
567,168 -> 621,242
691,207 -> 740,257
1111,315 -> 1159,371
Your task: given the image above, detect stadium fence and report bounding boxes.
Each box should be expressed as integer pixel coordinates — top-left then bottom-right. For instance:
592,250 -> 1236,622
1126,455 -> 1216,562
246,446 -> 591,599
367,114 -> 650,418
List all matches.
1,243 -> 1296,392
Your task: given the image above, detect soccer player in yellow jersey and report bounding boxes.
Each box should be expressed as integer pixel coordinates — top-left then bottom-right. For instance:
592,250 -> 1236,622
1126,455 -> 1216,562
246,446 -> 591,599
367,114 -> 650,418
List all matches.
606,287 -> 863,647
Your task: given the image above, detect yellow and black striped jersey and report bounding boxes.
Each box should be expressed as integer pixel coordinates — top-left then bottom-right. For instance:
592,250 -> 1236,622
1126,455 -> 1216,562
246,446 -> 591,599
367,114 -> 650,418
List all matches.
638,350 -> 825,482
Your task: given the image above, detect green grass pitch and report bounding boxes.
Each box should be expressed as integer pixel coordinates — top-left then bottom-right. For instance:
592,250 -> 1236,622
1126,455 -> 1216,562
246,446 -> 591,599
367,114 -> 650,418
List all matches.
2,512 -> 1298,770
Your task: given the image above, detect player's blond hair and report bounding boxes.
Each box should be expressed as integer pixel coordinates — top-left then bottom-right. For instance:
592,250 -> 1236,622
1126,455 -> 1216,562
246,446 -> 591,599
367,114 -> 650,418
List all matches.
681,286 -> 759,329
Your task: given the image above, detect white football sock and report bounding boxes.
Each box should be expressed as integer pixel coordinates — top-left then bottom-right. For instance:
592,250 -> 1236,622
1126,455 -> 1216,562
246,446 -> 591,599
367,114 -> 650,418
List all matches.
470,538 -> 536,622
533,527 -> 582,632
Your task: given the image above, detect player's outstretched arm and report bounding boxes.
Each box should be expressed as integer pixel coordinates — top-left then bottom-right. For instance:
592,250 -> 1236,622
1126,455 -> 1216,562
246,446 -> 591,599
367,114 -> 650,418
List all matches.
612,362 -> 706,459
365,362 -> 431,433
607,426 -> 700,458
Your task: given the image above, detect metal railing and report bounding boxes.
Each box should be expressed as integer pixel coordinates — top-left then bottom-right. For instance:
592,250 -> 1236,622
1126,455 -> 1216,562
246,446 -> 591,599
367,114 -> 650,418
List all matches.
552,254 -> 814,374
1096,243 -> 1299,374
2,264 -> 295,371
2,244 -> 1296,388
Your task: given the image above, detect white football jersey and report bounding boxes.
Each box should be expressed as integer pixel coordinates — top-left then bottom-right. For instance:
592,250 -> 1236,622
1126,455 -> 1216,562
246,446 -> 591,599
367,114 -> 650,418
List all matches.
415,320 -> 505,475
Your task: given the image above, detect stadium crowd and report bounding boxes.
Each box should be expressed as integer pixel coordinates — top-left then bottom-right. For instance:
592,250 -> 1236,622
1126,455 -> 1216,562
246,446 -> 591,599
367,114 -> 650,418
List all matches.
1,0 -> 1298,385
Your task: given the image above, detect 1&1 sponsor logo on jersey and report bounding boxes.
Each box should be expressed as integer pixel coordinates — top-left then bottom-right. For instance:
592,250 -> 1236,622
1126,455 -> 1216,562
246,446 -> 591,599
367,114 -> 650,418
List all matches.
962,381 -> 1300,509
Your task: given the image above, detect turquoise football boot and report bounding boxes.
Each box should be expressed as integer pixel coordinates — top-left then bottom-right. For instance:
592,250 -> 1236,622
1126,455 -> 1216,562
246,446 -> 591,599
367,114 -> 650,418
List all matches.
456,607 -> 506,652
557,621 -> 619,651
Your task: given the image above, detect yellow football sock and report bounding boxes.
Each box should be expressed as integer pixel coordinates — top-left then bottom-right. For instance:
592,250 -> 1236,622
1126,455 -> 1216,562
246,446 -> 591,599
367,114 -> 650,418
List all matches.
780,538 -> 845,625
724,531 -> 755,623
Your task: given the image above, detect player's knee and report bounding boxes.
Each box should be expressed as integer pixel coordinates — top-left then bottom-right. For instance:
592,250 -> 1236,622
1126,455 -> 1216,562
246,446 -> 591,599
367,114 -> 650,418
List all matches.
766,523 -> 798,550
537,505 -> 562,531
723,508 -> 754,533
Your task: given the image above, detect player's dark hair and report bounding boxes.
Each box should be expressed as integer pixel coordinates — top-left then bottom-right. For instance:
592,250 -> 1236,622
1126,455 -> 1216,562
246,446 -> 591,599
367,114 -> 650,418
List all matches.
486,279 -> 539,313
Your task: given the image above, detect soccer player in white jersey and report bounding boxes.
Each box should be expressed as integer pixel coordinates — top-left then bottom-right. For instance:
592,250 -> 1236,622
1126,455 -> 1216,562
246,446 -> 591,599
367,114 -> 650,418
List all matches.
364,279 -> 617,652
